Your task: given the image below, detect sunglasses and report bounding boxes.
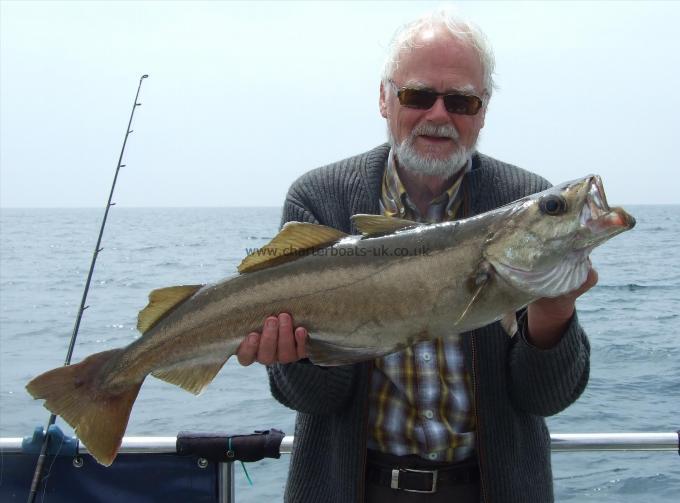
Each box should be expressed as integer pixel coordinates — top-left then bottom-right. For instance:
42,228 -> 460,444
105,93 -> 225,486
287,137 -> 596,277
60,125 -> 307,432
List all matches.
391,81 -> 483,116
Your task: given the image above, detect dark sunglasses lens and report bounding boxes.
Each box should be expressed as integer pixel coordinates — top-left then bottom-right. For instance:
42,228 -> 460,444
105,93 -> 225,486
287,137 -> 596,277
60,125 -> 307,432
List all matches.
398,89 -> 438,109
444,95 -> 482,115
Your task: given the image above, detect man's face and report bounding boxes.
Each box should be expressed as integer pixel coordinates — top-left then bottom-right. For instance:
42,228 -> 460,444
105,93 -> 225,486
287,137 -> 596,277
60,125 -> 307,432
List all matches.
380,28 -> 487,177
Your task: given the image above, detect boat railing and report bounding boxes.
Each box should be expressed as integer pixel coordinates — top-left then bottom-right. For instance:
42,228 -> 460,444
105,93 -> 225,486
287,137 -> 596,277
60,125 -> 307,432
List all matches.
2,431 -> 679,454
2,431 -> 677,503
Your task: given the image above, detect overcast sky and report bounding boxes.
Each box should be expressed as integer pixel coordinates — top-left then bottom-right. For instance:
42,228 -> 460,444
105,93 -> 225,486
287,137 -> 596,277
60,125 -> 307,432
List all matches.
1,1 -> 679,208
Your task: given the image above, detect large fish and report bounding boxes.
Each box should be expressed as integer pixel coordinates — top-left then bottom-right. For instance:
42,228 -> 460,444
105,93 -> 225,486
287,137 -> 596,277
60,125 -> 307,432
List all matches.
26,175 -> 634,465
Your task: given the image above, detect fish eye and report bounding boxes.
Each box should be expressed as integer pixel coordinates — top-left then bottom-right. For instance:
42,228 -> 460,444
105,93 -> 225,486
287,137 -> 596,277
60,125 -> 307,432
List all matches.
539,195 -> 568,216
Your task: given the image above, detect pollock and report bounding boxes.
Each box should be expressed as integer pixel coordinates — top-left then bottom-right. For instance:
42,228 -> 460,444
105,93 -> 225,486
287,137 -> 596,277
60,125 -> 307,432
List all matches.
27,175 -> 634,465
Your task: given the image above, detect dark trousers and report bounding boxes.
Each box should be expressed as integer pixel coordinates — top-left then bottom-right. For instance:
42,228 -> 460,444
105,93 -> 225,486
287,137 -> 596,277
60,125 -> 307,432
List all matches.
366,480 -> 480,502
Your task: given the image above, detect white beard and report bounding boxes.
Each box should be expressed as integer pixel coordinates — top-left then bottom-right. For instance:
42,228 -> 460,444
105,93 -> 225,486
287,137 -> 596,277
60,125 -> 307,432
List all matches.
388,122 -> 476,178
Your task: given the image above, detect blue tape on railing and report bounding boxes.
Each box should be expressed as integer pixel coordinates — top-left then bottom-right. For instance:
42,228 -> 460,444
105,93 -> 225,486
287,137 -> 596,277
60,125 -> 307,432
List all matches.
21,425 -> 79,456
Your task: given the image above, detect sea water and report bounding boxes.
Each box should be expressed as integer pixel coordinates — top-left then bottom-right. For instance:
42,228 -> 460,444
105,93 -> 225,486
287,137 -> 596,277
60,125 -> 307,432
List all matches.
1,206 -> 678,501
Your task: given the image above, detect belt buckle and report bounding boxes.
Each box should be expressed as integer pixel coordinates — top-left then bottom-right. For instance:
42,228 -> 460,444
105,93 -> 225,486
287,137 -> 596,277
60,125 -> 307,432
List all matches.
390,468 -> 438,493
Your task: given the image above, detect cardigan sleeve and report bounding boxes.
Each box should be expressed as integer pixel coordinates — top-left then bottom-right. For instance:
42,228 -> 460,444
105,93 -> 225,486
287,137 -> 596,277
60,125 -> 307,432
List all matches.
507,310 -> 591,416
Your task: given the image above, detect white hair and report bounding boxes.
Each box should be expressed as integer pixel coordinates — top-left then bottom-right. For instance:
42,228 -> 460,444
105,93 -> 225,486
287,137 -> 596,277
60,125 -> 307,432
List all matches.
381,7 -> 496,99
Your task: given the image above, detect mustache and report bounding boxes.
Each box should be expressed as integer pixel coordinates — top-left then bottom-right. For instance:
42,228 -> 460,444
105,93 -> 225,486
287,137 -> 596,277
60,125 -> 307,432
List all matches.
410,123 -> 460,141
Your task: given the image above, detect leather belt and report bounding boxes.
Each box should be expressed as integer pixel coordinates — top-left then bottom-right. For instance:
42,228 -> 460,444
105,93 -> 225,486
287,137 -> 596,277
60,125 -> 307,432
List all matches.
366,461 -> 479,493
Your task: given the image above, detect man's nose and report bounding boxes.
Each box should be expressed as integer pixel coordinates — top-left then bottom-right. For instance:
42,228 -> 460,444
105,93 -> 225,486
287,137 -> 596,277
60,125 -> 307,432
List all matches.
423,96 -> 451,122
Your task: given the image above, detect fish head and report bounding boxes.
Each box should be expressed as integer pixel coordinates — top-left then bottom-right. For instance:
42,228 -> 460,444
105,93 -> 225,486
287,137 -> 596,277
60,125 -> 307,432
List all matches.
484,175 -> 635,298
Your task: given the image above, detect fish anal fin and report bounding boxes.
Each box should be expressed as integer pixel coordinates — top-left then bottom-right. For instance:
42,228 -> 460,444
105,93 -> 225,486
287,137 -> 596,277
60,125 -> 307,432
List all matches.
351,214 -> 421,236
137,285 -> 202,334
500,312 -> 518,338
151,356 -> 230,395
307,337 -> 391,366
26,349 -> 141,466
238,222 -> 348,274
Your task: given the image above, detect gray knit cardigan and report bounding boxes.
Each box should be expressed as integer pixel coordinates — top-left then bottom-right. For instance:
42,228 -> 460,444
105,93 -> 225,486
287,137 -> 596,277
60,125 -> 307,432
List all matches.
267,144 -> 590,502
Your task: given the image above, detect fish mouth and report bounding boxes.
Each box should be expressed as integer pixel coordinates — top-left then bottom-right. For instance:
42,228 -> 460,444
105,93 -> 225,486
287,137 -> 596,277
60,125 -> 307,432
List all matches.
579,175 -> 636,236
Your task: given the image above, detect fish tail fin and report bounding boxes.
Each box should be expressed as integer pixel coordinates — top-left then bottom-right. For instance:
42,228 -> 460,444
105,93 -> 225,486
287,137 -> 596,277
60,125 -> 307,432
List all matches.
26,349 -> 142,466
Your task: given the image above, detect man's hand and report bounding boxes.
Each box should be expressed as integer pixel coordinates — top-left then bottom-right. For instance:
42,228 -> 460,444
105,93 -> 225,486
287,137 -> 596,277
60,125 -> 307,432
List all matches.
236,313 -> 308,366
527,266 -> 598,349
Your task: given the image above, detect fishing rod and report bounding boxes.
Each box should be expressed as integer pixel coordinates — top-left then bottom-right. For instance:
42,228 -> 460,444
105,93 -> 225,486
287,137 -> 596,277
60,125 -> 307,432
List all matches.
26,74 -> 149,503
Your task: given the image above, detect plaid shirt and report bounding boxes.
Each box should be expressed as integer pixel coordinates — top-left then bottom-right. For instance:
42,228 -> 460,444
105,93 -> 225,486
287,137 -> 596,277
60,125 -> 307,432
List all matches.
367,151 -> 475,462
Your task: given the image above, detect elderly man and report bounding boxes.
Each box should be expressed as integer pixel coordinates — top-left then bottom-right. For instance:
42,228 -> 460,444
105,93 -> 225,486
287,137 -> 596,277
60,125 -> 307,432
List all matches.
237,9 -> 593,503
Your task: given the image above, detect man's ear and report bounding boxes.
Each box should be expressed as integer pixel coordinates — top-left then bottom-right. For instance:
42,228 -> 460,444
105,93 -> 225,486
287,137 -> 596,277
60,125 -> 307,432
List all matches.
379,81 -> 388,119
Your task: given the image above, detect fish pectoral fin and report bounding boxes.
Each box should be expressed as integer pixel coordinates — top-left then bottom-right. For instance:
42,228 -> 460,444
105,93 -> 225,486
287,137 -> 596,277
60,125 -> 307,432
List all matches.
500,312 -> 518,338
151,355 -> 230,395
307,337 -> 390,366
137,285 -> 203,334
351,214 -> 422,236
454,268 -> 491,326
238,222 -> 348,273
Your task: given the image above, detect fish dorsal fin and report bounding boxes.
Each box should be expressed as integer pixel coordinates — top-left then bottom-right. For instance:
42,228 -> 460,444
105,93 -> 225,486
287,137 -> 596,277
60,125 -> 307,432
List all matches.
137,285 -> 202,334
351,214 -> 421,236
238,222 -> 348,273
